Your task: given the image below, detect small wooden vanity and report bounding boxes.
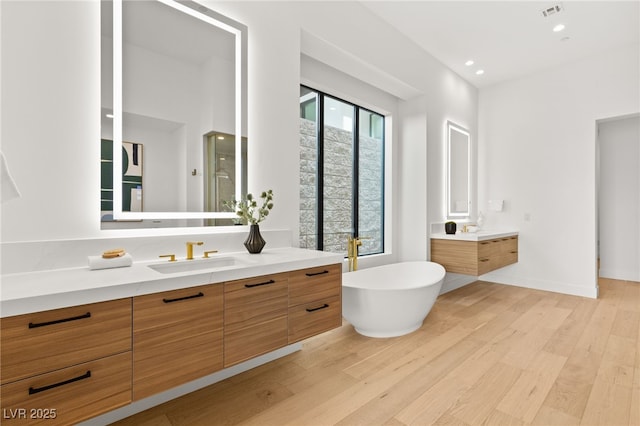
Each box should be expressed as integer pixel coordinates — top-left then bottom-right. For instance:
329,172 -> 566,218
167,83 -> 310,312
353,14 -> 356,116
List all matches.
431,231 -> 518,275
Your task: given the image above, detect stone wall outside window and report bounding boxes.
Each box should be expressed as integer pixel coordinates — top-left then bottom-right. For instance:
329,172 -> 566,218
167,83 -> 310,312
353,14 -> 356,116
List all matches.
299,118 -> 383,255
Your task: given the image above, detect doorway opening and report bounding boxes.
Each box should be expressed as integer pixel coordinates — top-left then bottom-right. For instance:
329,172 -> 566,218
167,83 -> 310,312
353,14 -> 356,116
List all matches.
596,114 -> 640,282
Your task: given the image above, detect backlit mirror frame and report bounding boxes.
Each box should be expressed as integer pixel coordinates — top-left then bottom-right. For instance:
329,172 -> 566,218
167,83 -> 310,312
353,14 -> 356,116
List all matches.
111,0 -> 246,221
446,121 -> 471,218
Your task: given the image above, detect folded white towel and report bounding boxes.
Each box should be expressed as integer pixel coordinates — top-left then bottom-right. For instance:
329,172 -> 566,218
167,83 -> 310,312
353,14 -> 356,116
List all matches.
88,253 -> 133,270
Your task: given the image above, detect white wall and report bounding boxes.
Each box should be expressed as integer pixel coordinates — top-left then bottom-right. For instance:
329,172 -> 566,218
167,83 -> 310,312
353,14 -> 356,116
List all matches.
478,44 -> 640,297
2,1 -> 100,241
397,96 -> 428,261
1,0 -> 477,274
208,1 -> 303,235
598,115 -> 640,282
289,2 -> 478,261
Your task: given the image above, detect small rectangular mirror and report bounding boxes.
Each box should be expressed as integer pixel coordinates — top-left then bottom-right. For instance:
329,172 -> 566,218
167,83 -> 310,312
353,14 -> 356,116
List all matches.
447,121 -> 470,218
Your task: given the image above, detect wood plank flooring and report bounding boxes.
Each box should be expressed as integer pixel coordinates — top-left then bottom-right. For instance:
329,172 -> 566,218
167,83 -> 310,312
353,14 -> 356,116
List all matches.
112,278 -> 640,426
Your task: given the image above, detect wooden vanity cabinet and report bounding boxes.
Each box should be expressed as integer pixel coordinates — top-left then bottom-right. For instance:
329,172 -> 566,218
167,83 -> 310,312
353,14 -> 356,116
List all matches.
0,261 -> 343,424
431,235 -> 518,275
132,283 -> 223,400
0,299 -> 132,425
288,264 -> 342,343
223,273 -> 289,367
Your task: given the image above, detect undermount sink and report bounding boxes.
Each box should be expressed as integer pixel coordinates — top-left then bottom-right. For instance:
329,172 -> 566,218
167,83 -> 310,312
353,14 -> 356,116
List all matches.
148,256 -> 243,274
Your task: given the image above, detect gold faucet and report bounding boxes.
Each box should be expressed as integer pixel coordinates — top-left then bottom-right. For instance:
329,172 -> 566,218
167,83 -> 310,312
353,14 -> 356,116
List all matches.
347,236 -> 363,272
186,241 -> 203,260
203,250 -> 218,258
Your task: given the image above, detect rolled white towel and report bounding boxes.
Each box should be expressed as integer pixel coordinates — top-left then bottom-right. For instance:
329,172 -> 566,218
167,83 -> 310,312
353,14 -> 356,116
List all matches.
88,253 -> 133,270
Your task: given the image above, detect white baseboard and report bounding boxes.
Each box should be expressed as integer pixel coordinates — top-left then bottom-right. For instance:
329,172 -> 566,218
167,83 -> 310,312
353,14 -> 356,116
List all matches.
437,270 -> 599,299
480,272 -> 598,299
599,268 -> 640,282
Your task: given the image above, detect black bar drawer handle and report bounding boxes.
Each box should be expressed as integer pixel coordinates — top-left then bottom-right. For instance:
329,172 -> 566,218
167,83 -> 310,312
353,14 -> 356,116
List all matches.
29,312 -> 91,329
480,242 -> 490,245
305,270 -> 329,277
510,250 -> 518,254
479,259 -> 490,262
306,304 -> 329,312
29,371 -> 91,395
245,279 -> 276,288
163,292 -> 204,303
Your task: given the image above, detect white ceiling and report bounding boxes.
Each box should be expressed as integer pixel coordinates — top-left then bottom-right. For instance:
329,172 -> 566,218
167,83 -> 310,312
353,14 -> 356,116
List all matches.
361,1 -> 640,88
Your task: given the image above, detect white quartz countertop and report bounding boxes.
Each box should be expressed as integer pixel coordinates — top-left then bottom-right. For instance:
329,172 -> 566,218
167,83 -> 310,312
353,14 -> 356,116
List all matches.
431,230 -> 519,242
0,247 -> 343,317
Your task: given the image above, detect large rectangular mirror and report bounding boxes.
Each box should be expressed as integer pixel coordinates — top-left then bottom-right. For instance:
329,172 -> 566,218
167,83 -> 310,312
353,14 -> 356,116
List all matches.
447,121 -> 471,218
101,0 -> 247,228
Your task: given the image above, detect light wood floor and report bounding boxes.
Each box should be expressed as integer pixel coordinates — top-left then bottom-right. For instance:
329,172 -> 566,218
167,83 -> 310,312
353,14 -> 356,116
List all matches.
112,278 -> 640,426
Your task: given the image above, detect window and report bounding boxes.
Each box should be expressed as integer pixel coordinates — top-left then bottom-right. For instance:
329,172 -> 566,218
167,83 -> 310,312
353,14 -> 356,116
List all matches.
299,86 -> 384,256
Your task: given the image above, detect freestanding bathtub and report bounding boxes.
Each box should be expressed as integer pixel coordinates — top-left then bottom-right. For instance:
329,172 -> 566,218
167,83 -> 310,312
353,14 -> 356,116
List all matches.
342,261 -> 446,338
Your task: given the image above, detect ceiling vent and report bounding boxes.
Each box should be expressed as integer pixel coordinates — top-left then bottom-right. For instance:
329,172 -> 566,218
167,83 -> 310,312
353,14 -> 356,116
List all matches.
541,4 -> 564,17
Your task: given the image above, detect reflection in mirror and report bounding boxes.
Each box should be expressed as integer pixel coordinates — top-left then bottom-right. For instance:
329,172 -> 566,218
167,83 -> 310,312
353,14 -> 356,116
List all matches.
204,131 -> 247,226
447,121 -> 470,218
100,0 -> 247,228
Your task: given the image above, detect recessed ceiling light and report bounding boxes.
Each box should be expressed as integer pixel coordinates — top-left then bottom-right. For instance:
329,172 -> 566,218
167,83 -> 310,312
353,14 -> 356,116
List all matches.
476,69 -> 485,75
553,24 -> 565,32
106,113 -> 114,119
465,60 -> 474,66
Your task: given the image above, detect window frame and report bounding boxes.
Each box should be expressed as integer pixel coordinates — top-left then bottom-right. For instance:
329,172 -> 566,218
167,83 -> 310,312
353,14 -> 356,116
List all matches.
300,85 -> 386,256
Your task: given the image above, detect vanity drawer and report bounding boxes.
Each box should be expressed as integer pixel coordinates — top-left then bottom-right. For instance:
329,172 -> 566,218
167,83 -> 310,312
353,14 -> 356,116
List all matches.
497,238 -> 518,270
478,254 -> 498,275
133,284 -> 223,333
224,273 -> 288,332
224,316 -> 288,367
504,236 -> 519,257
478,239 -> 502,258
224,273 -> 288,367
0,351 -> 131,425
1,299 -> 132,385
430,239 -> 478,275
478,237 -> 518,274
133,284 -> 223,400
288,295 -> 342,343
289,264 -> 341,306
